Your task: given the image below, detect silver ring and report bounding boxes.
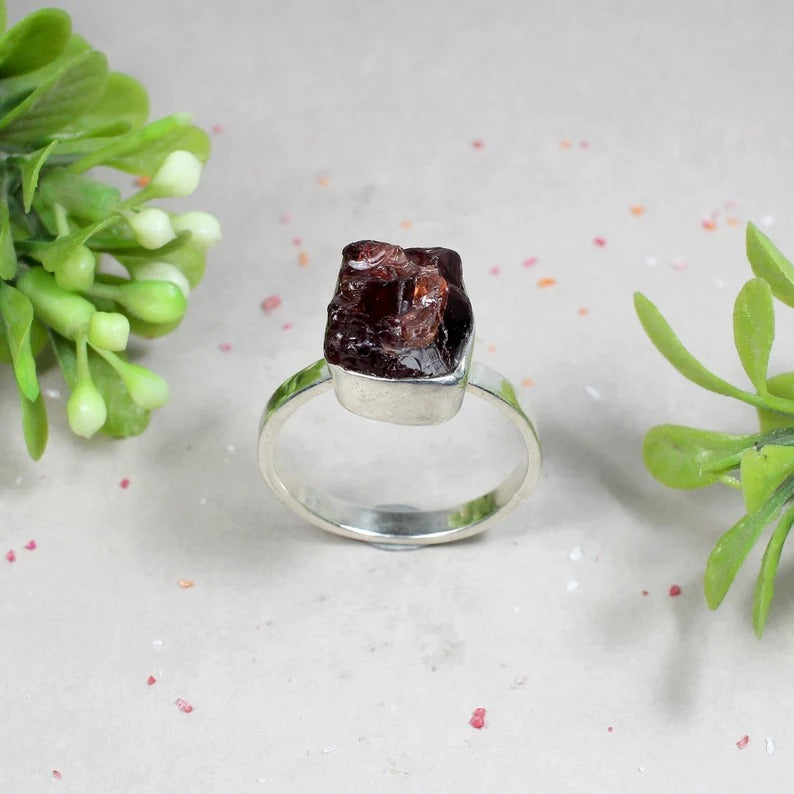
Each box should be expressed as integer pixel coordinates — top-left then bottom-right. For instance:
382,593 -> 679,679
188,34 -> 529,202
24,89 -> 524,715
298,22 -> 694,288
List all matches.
257,241 -> 542,546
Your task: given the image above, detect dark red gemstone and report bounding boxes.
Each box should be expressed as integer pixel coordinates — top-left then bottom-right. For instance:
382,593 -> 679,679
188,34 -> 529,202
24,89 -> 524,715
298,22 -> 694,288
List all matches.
324,241 -> 473,378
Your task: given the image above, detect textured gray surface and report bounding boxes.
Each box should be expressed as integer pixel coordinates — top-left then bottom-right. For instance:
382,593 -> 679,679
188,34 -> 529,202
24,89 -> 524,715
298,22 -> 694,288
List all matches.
3,0 -> 794,791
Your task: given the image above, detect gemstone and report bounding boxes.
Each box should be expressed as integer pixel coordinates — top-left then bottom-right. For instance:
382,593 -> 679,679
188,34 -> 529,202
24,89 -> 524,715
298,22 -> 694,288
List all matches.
324,240 -> 473,379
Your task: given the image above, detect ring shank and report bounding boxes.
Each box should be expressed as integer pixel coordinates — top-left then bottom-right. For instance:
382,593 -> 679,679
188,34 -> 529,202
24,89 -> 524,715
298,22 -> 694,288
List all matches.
258,360 -> 541,545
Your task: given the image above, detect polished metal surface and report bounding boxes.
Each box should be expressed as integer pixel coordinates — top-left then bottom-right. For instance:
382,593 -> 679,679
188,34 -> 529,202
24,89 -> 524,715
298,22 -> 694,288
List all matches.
258,358 -> 542,545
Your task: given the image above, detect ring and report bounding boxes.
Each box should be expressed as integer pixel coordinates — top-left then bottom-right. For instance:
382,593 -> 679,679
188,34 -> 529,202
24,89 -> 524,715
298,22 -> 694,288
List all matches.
258,241 -> 542,545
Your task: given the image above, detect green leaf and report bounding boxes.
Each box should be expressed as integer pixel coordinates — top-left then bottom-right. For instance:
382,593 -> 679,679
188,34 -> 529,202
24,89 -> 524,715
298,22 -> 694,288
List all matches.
0,282 -> 39,400
0,199 -> 16,278
57,71 -> 148,137
0,2 -> 7,34
66,113 -> 209,176
0,9 -> 70,78
17,385 -> 47,460
634,292 -> 756,405
740,445 -> 794,513
37,169 -> 120,223
704,476 -> 794,609
0,49 -> 108,144
21,214 -> 120,272
746,222 -> 794,308
643,424 -> 758,489
0,34 -> 88,98
50,330 -> 150,437
752,504 -> 794,637
759,372 -> 794,432
19,139 -> 58,212
733,278 -> 774,394
93,229 -> 191,259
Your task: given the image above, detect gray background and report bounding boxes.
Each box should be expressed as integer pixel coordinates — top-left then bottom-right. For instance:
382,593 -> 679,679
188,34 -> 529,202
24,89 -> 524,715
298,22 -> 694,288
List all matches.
2,0 -> 794,791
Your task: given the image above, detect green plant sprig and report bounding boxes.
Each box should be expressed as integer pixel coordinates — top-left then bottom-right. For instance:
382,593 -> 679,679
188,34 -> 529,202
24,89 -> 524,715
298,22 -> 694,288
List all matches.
635,222 -> 794,637
0,2 -> 221,459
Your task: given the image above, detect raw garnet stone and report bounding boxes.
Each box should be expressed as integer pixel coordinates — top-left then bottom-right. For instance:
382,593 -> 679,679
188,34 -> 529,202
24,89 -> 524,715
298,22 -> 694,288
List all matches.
324,241 -> 473,379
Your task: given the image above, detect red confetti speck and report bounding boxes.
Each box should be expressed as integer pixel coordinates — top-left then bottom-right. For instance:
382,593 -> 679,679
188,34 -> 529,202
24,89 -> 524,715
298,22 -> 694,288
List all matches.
298,250 -> 310,267
736,735 -> 750,750
642,590 -> 649,596
175,698 -> 193,714
537,277 -> 557,289
593,237 -> 606,247
522,257 -> 538,268
472,139 -> 484,150
261,295 -> 282,314
52,770 -> 62,780
218,342 -> 232,352
282,322 -> 293,331
5,549 -> 15,563
469,707 -> 486,729
291,236 -> 302,246
577,307 -> 589,316
23,540 -> 36,551
489,265 -> 501,276
120,478 -> 130,489
669,584 -> 682,597
607,726 -> 614,733
147,675 -> 157,686
134,175 -> 150,188
212,124 -> 223,135
702,219 -> 717,231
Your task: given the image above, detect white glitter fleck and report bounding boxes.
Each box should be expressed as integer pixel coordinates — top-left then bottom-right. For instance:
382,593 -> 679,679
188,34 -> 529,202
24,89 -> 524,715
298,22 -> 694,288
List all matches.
761,215 -> 775,228
644,257 -> 658,268
766,738 -> 775,755
257,777 -> 267,784
566,580 -> 579,592
15,476 -> 22,485
715,278 -> 725,289
322,746 -> 339,754
584,385 -> 601,400
45,388 -> 61,399
152,639 -> 163,648
638,765 -> 646,773
225,444 -> 236,453
199,497 -> 207,506
569,546 -> 583,561
513,605 -> 521,613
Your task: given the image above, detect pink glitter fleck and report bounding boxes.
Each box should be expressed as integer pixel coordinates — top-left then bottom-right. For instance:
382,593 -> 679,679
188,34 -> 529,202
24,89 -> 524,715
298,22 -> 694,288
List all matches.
52,770 -> 62,780
175,698 -> 194,714
522,257 -> 538,268
291,237 -> 302,246
472,139 -> 484,150
282,322 -> 293,331
261,295 -> 282,314
24,540 -> 36,551
212,124 -> 223,135
278,213 -> 292,224
736,735 -> 750,750
579,140 -> 590,149
593,237 -> 606,247
218,343 -> 232,352
670,259 -> 688,272
469,707 -> 486,729
5,549 -> 15,563
642,590 -> 649,596
489,265 -> 501,276
669,584 -> 682,597
607,726 -> 614,733
147,675 -> 157,686
120,478 -> 130,489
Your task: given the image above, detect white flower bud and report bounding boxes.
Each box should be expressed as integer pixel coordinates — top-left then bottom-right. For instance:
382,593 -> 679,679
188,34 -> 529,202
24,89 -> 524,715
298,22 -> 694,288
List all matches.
131,261 -> 190,298
67,380 -> 107,438
128,208 -> 176,250
171,211 -> 222,249
150,150 -> 203,197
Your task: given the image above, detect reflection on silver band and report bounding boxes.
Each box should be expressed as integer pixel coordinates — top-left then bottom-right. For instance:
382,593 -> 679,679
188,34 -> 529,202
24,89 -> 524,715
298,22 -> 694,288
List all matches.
258,359 -> 542,545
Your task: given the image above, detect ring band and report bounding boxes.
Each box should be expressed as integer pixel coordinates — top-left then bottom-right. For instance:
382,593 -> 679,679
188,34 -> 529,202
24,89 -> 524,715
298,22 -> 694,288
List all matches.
257,241 -> 542,545
258,359 -> 541,545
